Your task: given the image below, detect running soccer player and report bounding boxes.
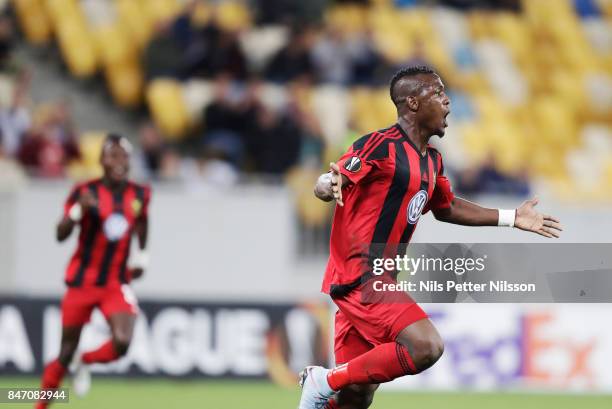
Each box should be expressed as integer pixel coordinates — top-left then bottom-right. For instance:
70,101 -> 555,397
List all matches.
298,66 -> 562,409
35,134 -> 151,409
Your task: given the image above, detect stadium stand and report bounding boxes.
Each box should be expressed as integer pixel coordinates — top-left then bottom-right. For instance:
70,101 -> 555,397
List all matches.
2,0 -> 611,204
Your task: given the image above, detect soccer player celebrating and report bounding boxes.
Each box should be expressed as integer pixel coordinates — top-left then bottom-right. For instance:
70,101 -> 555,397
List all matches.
35,134 -> 151,409
298,66 -> 562,409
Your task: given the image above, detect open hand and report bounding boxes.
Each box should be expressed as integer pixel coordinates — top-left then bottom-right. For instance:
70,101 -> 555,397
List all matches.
514,197 -> 562,238
78,189 -> 98,210
329,162 -> 344,207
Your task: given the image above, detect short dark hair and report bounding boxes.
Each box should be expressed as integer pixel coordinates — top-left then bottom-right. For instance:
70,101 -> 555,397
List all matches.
389,65 -> 436,105
103,133 -> 133,154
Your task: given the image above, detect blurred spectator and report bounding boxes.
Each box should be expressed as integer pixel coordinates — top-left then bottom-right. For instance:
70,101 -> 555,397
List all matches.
171,0 -> 199,50
252,0 -> 328,25
402,38 -> 434,70
347,29 -> 386,86
311,27 -> 353,85
0,72 -> 31,156
201,75 -> 256,167
181,11 -> 247,80
138,122 -> 167,179
249,104 -> 302,175
158,148 -> 183,181
143,20 -> 185,80
438,0 -> 520,11
201,27 -> 247,79
17,102 -> 80,178
0,13 -> 15,73
454,155 -> 530,196
264,27 -> 316,83
285,80 -> 325,169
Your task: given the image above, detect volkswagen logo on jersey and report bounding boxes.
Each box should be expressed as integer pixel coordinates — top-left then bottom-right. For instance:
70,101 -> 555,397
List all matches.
344,156 -> 362,172
407,190 -> 428,224
103,213 -> 129,242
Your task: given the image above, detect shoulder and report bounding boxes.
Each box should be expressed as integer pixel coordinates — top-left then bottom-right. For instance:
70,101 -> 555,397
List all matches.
128,180 -> 152,198
351,125 -> 403,161
72,178 -> 99,192
426,145 -> 446,173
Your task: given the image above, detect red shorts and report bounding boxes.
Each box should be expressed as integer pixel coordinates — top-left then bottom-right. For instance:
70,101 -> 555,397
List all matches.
332,275 -> 428,365
61,285 -> 139,327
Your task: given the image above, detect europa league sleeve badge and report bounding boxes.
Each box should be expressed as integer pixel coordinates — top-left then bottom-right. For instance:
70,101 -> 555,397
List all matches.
344,156 -> 362,173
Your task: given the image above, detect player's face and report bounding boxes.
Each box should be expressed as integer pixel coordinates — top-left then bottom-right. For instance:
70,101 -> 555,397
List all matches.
420,75 -> 450,137
101,143 -> 130,183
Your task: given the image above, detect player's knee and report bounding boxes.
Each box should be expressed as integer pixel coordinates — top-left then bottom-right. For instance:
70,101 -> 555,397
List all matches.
112,334 -> 131,356
338,384 -> 379,409
409,337 -> 444,372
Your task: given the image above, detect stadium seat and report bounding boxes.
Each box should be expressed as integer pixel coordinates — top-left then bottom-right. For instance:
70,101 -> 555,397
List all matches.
326,4 -> 368,35
67,131 -> 106,179
285,168 -> 331,228
94,24 -> 137,67
258,83 -> 289,113
182,80 -> 214,122
349,88 -> 380,134
146,79 -> 191,140
239,26 -> 288,72
105,61 -> 143,108
13,0 -> 53,44
312,86 -> 350,147
44,0 -> 82,25
141,0 -> 181,24
115,0 -> 154,49
216,1 -> 252,31
55,19 -> 98,77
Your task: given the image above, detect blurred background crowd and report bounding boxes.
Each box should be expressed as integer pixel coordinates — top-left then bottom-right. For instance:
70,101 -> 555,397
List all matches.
0,0 -> 611,202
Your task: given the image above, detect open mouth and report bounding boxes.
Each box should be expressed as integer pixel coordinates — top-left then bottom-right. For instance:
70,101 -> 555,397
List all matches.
112,166 -> 127,177
443,111 -> 450,126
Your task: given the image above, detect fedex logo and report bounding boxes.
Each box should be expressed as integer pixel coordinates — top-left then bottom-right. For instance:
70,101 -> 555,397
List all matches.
416,307 -> 601,390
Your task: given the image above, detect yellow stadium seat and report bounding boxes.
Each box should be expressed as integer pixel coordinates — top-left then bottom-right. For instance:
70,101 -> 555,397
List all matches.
115,0 -> 154,49
285,167 -> 332,228
398,9 -> 432,39
349,88 -> 380,134
326,5 -> 368,35
94,24 -> 137,67
372,88 -> 397,126
67,131 -> 105,179
146,79 -> 191,140
13,0 -> 53,44
217,1 -> 251,31
459,122 -> 490,164
55,19 -> 98,77
44,0 -> 81,25
467,11 -> 492,39
191,1 -> 213,27
141,0 -> 181,24
106,61 -> 143,108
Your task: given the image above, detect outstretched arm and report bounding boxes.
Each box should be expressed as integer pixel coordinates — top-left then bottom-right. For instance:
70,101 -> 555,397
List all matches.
433,197 -> 563,238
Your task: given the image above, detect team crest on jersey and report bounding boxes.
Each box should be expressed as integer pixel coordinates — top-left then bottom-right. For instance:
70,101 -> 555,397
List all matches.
344,156 -> 362,173
407,190 -> 428,224
103,213 -> 129,242
132,199 -> 142,217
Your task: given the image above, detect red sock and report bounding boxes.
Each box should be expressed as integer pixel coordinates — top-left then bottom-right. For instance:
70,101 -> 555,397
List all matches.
82,340 -> 120,364
327,342 -> 416,390
36,359 -> 67,409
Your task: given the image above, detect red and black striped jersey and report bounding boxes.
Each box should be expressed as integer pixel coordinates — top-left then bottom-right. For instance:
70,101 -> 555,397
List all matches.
62,178 -> 151,288
322,123 -> 454,296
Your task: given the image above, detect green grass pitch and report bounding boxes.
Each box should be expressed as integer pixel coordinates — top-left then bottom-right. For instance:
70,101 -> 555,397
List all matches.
1,377 -> 610,409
